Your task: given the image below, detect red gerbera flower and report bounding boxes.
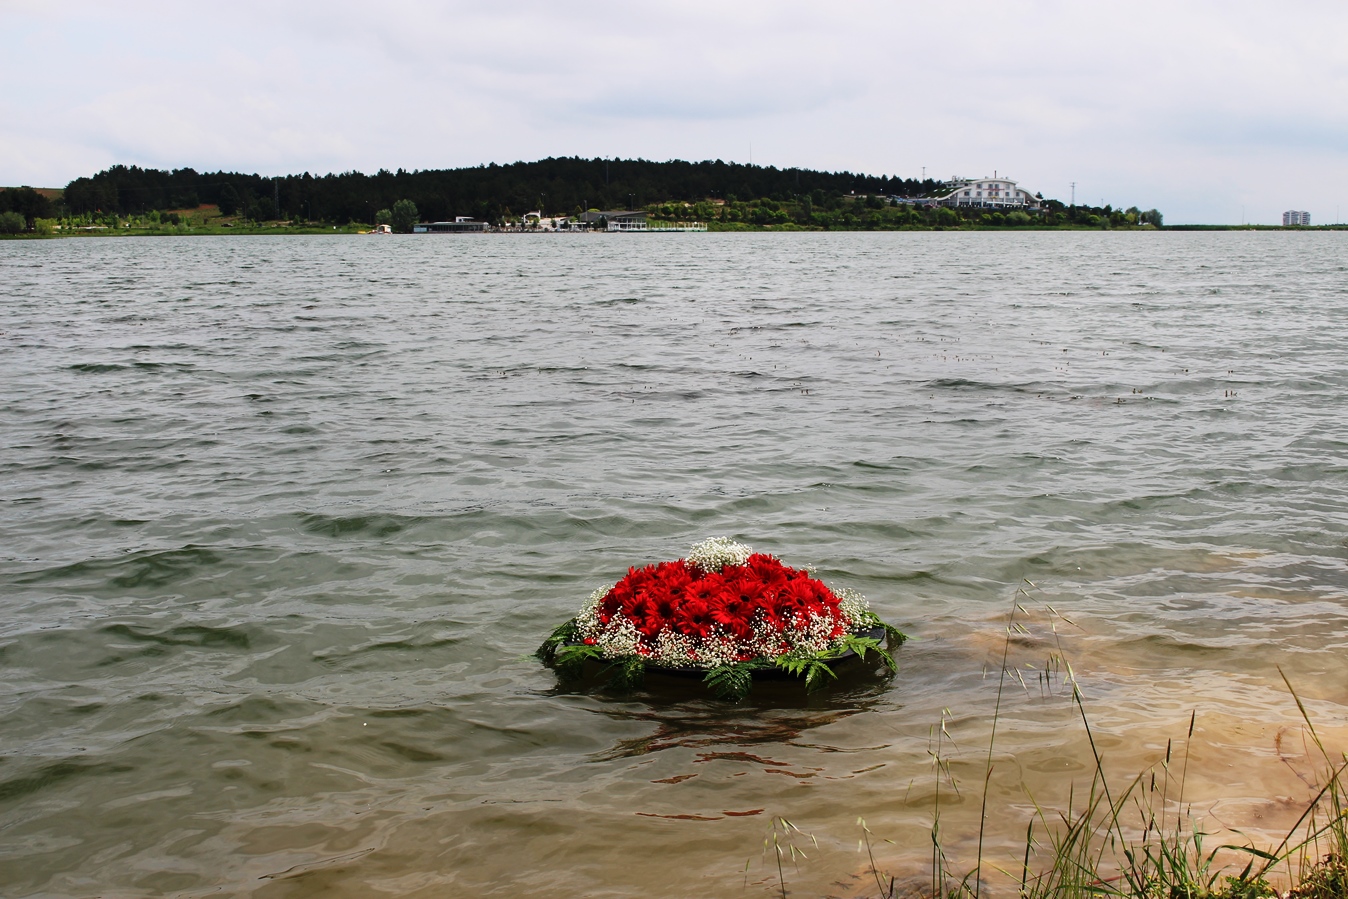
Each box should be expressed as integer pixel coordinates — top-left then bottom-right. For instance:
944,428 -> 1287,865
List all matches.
745,553 -> 790,590
676,598 -> 716,638
689,570 -> 723,605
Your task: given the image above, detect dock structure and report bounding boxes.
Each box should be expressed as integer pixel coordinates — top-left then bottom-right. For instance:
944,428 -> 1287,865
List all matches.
576,210 -> 706,232
412,211 -> 707,233
640,222 -> 707,232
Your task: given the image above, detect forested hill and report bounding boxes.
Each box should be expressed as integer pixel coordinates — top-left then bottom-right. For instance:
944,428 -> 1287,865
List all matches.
61,158 -> 949,223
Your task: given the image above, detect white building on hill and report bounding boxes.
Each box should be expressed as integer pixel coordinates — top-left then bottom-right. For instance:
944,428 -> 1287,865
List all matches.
932,176 -> 1040,209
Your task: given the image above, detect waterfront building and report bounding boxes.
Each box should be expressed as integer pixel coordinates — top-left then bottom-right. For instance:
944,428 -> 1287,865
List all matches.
578,210 -> 648,231
413,216 -> 489,233
930,176 -> 1041,209
1282,210 -> 1310,226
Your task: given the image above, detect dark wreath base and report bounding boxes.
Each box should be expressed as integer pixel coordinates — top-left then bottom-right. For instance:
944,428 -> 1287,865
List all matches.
551,625 -> 891,681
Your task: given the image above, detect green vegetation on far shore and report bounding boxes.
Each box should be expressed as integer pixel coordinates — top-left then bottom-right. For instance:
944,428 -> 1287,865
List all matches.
4,158 -> 1346,236
670,194 -> 1159,230
1,158 -> 1166,235
0,198 -> 373,238
8,202 -> 1346,238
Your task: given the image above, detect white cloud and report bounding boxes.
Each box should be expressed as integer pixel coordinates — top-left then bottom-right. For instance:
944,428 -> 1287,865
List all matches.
2,0 -> 1346,222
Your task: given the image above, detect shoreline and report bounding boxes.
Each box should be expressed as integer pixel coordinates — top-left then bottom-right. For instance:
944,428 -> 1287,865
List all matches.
6,223 -> 1348,240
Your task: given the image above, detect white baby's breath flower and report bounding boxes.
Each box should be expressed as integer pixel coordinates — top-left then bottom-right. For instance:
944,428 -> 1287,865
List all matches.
595,615 -> 642,659
686,536 -> 753,572
575,584 -> 613,642
835,588 -> 872,629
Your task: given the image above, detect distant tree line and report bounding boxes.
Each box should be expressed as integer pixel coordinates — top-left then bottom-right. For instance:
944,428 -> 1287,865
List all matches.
8,159 -> 1165,233
60,158 -> 951,225
0,186 -> 58,230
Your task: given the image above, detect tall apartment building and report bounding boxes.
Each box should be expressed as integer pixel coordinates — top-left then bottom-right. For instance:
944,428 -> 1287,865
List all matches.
1283,210 -> 1311,226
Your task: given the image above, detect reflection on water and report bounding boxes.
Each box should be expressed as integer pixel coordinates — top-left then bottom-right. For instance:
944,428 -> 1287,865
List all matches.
1,232 -> 1347,897
589,696 -> 879,762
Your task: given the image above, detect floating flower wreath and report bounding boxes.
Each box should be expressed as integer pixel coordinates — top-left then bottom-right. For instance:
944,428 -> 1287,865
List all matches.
537,537 -> 906,700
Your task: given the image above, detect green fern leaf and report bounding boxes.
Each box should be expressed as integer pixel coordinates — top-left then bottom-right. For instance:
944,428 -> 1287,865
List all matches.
773,655 -> 838,691
535,618 -> 580,665
704,662 -> 756,701
851,611 -> 909,651
803,659 -> 838,692
841,634 -> 897,672
606,655 -> 646,692
880,623 -> 909,649
553,643 -> 602,681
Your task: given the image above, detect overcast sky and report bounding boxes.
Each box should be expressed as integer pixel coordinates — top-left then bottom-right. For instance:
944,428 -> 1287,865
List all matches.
4,1 -> 1345,224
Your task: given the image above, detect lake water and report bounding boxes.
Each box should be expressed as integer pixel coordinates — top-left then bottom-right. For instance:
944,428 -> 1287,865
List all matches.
2,232 -> 1347,898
